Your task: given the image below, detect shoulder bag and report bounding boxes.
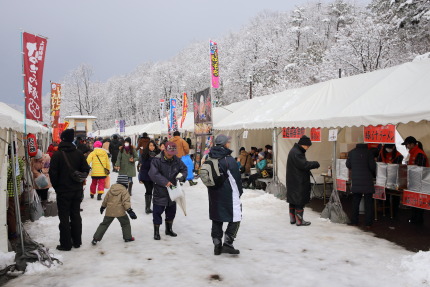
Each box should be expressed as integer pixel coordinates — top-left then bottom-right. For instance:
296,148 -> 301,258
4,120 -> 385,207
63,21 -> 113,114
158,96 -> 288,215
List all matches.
96,154 -> 110,175
62,151 -> 88,183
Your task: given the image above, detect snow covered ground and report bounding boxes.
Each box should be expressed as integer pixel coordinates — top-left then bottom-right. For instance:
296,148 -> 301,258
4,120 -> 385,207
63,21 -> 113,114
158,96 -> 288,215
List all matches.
2,172 -> 430,287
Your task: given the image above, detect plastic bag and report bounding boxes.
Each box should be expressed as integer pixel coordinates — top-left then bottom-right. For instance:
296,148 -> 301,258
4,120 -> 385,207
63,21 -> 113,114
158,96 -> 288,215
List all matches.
104,175 -> 110,189
321,189 -> 350,224
30,192 -> 44,222
168,181 -> 187,216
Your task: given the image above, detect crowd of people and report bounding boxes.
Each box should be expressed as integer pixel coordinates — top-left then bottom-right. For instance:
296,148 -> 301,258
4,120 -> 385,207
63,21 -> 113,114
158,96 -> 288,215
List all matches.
7,126 -> 429,257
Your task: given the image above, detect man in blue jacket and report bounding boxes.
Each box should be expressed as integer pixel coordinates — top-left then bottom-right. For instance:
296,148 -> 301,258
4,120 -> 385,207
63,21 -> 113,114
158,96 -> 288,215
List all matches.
207,134 -> 243,255
149,141 -> 187,240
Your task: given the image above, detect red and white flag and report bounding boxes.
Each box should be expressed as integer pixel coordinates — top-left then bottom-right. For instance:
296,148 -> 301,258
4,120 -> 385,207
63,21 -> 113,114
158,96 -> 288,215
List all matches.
23,32 -> 47,121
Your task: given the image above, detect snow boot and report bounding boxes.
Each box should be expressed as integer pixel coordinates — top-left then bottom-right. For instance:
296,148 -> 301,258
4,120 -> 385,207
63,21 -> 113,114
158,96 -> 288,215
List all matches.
145,195 -> 153,214
289,207 -> 296,224
165,221 -> 177,237
128,182 -> 133,196
97,194 -> 102,200
124,237 -> 135,242
188,180 -> 198,186
91,239 -> 98,245
295,209 -> 311,226
221,234 -> 240,254
90,194 -> 94,199
213,238 -> 222,255
154,224 -> 161,240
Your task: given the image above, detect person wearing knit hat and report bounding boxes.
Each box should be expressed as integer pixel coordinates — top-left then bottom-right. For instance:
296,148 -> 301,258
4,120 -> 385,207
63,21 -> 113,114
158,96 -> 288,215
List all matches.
286,135 -> 320,226
61,129 -> 75,143
114,137 -> 138,196
86,140 -> 111,200
92,173 -> 137,246
49,128 -> 91,251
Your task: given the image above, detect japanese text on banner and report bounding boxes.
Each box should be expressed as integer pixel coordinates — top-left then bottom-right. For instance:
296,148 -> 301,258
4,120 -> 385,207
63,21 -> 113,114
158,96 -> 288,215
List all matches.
364,125 -> 395,143
23,32 -> 47,121
282,127 -> 306,139
210,41 -> 219,89
310,128 -> 321,142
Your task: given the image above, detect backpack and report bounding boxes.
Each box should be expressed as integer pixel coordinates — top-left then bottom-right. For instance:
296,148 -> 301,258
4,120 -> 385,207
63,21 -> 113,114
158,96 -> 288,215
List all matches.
200,157 -> 226,187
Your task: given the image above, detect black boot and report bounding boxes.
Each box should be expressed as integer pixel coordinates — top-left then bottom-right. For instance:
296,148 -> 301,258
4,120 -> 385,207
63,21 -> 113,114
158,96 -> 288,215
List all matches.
145,195 -> 153,214
97,194 -> 102,201
289,207 -> 296,224
213,238 -> 222,255
188,180 -> 198,186
165,221 -> 177,237
128,182 -> 133,196
221,234 -> 240,254
154,224 -> 161,240
90,194 -> 94,199
295,209 -> 311,226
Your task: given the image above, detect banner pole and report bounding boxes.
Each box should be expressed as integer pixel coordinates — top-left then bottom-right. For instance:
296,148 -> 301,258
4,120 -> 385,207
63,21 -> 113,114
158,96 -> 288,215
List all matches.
21,31 -> 27,140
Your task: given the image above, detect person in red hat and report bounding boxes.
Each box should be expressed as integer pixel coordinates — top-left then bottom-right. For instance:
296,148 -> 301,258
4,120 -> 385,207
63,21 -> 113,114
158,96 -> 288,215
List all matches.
148,141 -> 187,240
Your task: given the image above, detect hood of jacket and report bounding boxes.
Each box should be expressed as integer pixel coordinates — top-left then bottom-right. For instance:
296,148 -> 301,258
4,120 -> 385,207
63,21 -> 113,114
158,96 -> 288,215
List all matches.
240,150 -> 249,156
58,141 -> 77,153
92,148 -> 108,156
109,183 -> 126,196
294,143 -> 307,154
209,146 -> 233,159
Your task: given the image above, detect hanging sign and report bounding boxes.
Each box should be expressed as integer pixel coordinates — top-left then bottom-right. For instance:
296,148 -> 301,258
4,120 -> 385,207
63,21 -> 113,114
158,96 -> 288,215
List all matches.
193,88 -> 212,135
310,128 -> 321,142
329,129 -> 338,142
373,185 -> 386,200
23,32 -> 47,121
282,127 -> 305,139
364,125 -> 395,143
27,133 -> 38,157
402,190 -> 430,210
160,99 -> 166,126
243,131 -> 248,139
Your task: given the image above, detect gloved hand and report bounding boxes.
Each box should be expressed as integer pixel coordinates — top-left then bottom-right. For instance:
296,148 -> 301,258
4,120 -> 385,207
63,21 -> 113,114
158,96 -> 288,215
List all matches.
314,162 -> 320,169
126,208 -> 137,220
176,176 -> 186,183
100,206 -> 106,214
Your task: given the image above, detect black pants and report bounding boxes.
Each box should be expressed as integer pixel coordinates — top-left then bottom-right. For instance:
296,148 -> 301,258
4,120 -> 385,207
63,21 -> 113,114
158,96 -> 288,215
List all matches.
248,174 -> 260,187
56,190 -> 83,248
211,221 -> 240,240
36,188 -> 49,201
153,203 -> 176,225
351,193 -> 374,226
143,180 -> 154,196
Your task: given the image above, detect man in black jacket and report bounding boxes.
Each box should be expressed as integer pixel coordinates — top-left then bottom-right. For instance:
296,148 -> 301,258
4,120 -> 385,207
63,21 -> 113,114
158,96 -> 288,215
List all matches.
149,141 -> 187,241
49,129 -> 91,251
109,134 -> 121,172
286,135 -> 320,226
207,134 -> 243,255
346,143 -> 377,227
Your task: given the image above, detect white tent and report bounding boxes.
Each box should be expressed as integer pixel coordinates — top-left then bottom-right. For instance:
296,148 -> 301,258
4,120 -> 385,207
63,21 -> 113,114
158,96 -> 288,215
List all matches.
0,102 -> 49,252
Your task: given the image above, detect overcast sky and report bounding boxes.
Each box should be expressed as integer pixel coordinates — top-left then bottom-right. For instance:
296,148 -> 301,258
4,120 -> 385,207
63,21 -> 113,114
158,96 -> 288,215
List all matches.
0,0 -> 368,108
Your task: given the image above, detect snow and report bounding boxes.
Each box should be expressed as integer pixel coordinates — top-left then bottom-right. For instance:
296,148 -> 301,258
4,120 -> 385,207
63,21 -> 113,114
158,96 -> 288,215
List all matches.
2,172 -> 430,286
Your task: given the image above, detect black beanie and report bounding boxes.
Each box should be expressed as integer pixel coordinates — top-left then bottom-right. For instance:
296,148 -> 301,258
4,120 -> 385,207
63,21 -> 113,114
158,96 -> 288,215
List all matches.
61,129 -> 75,143
298,135 -> 312,146
125,137 -> 132,144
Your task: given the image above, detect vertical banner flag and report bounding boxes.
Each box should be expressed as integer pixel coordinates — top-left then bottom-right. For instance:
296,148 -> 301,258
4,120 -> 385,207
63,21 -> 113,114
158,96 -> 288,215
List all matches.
115,120 -> 120,134
169,98 -> 178,133
23,32 -> 47,121
51,83 -> 61,143
193,88 -> 212,135
119,120 -> 126,134
180,93 -> 188,128
210,41 -> 219,88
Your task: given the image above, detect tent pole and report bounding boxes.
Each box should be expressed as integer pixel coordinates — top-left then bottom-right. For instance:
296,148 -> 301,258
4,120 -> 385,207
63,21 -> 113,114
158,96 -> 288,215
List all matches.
9,129 -> 25,255
272,128 -> 278,183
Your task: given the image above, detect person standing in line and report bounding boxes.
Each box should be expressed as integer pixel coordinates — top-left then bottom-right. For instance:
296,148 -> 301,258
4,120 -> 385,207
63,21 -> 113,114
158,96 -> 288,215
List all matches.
109,134 -> 121,172
346,143 -> 377,227
139,140 -> 160,214
149,142 -> 187,240
87,141 -> 110,200
49,129 -> 91,251
170,131 -> 198,186
402,136 -> 429,224
286,135 -> 320,227
91,175 -> 137,245
115,137 -> 138,196
207,134 -> 243,255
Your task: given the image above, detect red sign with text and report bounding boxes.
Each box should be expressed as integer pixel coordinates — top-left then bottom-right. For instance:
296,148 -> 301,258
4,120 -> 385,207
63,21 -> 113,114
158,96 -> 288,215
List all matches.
282,127 -> 305,139
337,179 -> 347,192
373,185 -> 386,200
402,190 -> 430,210
364,125 -> 395,143
23,32 -> 47,121
310,128 -> 321,142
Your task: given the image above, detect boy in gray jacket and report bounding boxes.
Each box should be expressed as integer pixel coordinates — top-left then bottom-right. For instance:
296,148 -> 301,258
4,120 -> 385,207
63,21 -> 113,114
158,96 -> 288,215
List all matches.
92,175 -> 137,245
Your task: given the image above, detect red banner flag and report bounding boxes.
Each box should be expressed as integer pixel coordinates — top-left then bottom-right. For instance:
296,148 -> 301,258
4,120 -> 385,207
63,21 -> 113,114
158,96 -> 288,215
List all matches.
310,128 -> 321,142
51,83 -> 61,127
180,93 -> 188,128
282,127 -> 306,139
23,32 -> 47,121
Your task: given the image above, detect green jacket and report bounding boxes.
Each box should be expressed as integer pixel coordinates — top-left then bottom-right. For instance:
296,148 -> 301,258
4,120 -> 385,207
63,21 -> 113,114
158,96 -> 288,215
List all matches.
115,147 -> 138,177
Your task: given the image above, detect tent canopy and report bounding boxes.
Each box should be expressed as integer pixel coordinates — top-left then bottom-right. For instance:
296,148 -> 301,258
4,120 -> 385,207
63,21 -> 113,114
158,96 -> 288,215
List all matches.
0,102 -> 48,134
